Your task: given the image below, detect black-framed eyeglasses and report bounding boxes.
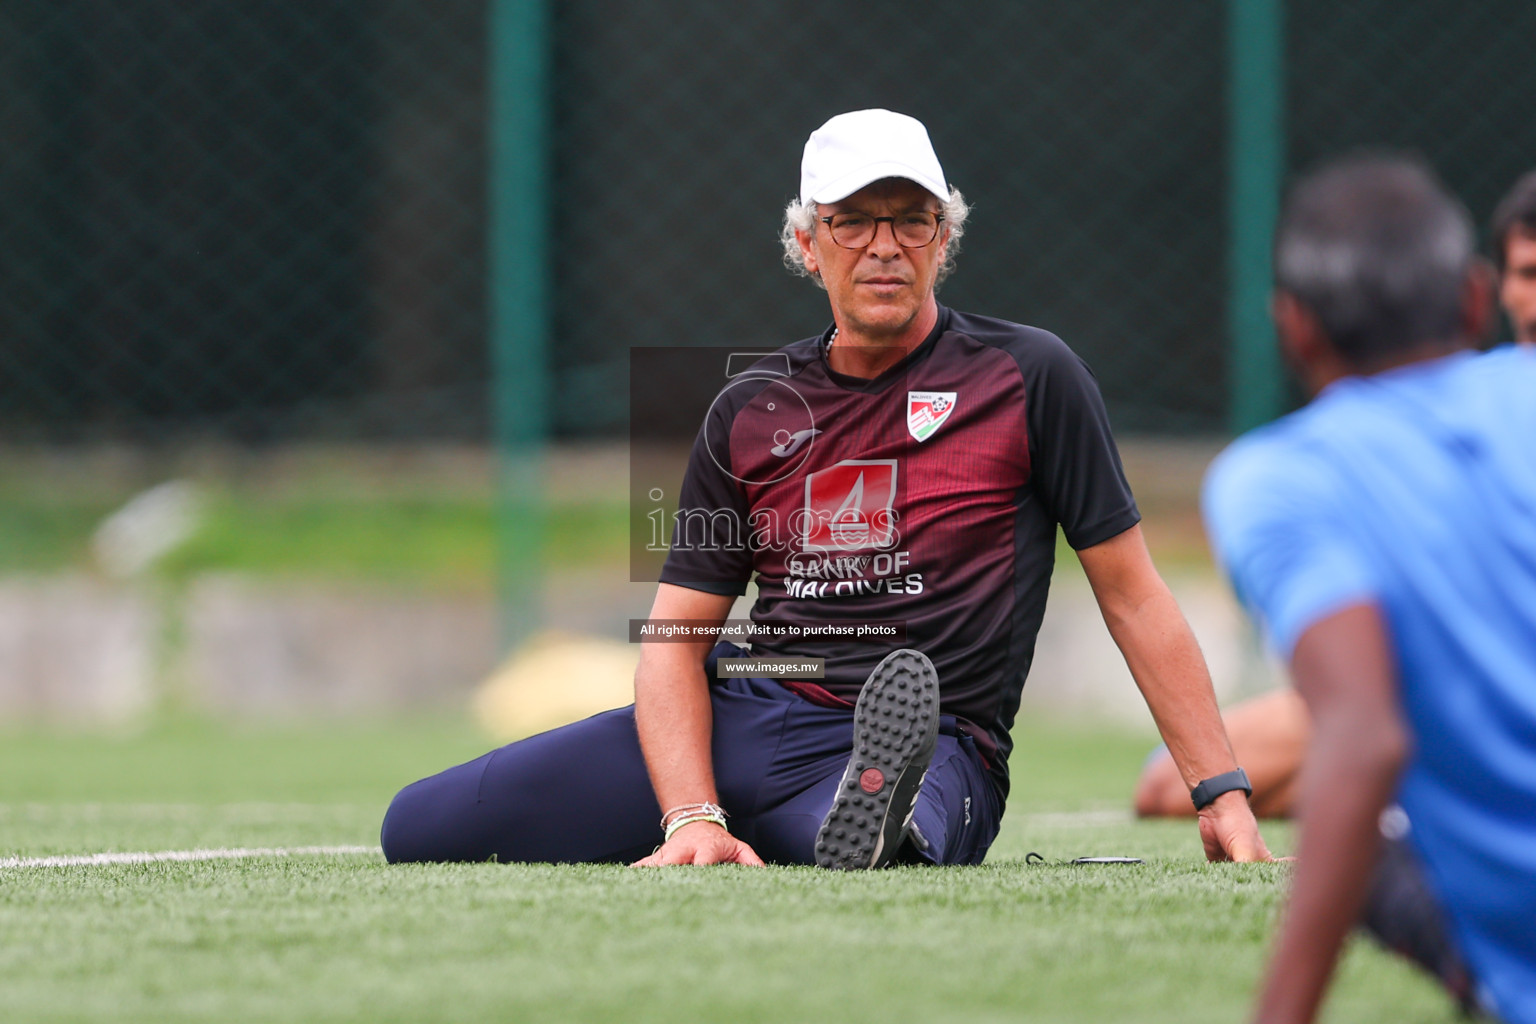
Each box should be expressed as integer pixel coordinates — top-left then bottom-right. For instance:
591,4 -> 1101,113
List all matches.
819,211 -> 944,249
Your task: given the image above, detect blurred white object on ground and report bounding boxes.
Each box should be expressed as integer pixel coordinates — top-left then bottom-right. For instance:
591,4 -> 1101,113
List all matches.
92,480 -> 204,578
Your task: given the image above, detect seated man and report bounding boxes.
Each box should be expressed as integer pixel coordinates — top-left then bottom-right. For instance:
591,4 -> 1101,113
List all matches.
381,109 -> 1270,871
1134,165 -> 1536,827
1206,154 -> 1536,1023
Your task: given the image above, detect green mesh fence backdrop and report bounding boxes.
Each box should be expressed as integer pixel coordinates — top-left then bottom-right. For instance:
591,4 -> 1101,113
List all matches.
1,1 -> 486,442
3,1 -> 1536,444
1289,0 -> 1536,239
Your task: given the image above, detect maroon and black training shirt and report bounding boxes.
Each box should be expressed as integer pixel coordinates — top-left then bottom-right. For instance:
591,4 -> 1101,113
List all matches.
659,306 -> 1140,797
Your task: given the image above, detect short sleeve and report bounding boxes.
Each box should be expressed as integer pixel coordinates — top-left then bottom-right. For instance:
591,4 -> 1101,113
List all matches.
658,401 -> 754,596
1025,336 -> 1141,549
1202,436 -> 1380,659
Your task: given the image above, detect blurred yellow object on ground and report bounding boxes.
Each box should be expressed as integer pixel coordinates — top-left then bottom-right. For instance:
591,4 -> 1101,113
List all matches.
471,631 -> 638,741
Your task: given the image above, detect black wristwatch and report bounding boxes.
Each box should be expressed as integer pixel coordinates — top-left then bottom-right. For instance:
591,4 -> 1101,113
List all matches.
1190,768 -> 1253,811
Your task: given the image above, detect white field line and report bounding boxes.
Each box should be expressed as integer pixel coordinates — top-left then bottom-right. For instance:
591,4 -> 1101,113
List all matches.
0,809 -> 1128,869
0,802 -> 370,819
0,845 -> 378,870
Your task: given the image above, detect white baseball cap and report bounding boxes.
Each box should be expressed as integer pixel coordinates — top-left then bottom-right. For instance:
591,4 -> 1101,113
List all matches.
799,109 -> 950,205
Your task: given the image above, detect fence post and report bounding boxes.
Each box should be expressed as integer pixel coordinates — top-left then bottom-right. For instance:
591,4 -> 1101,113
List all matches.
1227,0 -> 1286,434
487,0 -> 550,651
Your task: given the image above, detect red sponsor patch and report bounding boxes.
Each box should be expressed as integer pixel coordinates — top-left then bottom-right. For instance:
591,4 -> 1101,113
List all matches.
801,459 -> 898,551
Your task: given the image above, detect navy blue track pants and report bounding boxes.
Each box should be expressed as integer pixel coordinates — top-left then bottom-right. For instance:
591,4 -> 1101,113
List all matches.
381,646 -> 1001,866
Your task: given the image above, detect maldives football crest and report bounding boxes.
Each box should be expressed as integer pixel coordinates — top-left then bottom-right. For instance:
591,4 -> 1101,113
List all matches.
907,391 -> 956,442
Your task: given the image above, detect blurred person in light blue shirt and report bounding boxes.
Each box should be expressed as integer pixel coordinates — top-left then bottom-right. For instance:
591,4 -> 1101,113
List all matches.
1203,154 -> 1536,1024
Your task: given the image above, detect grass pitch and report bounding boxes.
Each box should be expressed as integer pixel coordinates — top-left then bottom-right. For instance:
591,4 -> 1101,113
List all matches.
0,717 -> 1454,1023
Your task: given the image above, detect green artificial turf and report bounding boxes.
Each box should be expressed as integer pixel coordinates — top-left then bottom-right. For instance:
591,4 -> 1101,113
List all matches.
0,717 -> 1455,1023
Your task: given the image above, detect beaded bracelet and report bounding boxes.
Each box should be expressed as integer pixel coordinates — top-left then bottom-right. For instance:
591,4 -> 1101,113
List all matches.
663,812 -> 728,843
659,801 -> 728,830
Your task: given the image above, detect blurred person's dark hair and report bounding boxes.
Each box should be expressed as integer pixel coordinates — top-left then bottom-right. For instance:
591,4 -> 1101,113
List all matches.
1489,169 -> 1536,275
1275,153 -> 1475,364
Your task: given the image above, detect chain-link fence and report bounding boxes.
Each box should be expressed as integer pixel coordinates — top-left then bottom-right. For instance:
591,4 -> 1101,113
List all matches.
1,1 -> 486,443
4,1 -> 1536,444
1290,0 -> 1536,230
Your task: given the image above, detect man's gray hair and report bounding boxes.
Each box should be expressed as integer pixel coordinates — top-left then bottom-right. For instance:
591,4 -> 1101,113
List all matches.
779,187 -> 970,288
1275,154 -> 1474,363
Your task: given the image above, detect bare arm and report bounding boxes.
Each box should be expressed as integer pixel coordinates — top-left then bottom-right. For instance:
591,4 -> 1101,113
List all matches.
1132,688 -> 1310,819
1077,525 -> 1272,861
629,583 -> 764,867
1252,602 -> 1409,1024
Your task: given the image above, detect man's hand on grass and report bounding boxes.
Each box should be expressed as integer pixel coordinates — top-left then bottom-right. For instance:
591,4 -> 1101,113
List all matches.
630,821 -> 765,867
1198,790 -> 1277,862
